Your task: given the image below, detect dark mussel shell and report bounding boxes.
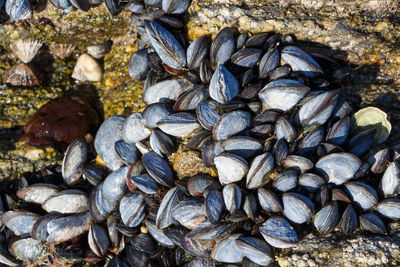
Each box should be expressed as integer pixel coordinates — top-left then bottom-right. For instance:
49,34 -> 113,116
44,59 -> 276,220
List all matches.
144,20 -> 186,70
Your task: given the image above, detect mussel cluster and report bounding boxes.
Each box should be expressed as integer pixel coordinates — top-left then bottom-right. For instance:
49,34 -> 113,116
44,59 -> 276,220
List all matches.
1,0 -> 399,266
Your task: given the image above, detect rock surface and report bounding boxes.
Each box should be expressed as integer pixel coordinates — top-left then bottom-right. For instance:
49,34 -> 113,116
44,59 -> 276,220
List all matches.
0,1 -> 400,265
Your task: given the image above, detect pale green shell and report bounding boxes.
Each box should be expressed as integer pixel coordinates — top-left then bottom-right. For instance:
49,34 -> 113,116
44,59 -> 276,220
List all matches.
351,107 -> 391,144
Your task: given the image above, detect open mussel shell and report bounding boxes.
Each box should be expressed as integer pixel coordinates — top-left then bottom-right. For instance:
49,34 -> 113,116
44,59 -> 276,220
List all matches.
209,64 -> 239,104
315,152 -> 361,185
156,186 -> 185,229
212,110 -> 251,140
379,161 -> 400,198
375,198 -> 400,220
246,152 -> 274,189
1,211 -> 40,237
88,224 -> 110,257
313,202 -> 340,234
142,151 -> 174,187
344,182 -> 378,211
258,79 -> 309,112
62,137 -> 87,185
9,238 -> 45,262
16,183 -> 60,205
259,216 -> 299,248
42,189 -> 89,214
214,153 -> 248,185
46,212 -> 92,243
281,45 -> 323,77
359,213 -> 386,234
211,234 -> 243,263
210,27 -> 235,67
351,106 -> 391,145
223,183 -> 242,215
235,236 -> 273,266
339,204 -> 358,234
144,20 -> 186,70
157,112 -> 200,137
258,188 -> 283,213
282,192 -> 314,224
94,116 -> 125,171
